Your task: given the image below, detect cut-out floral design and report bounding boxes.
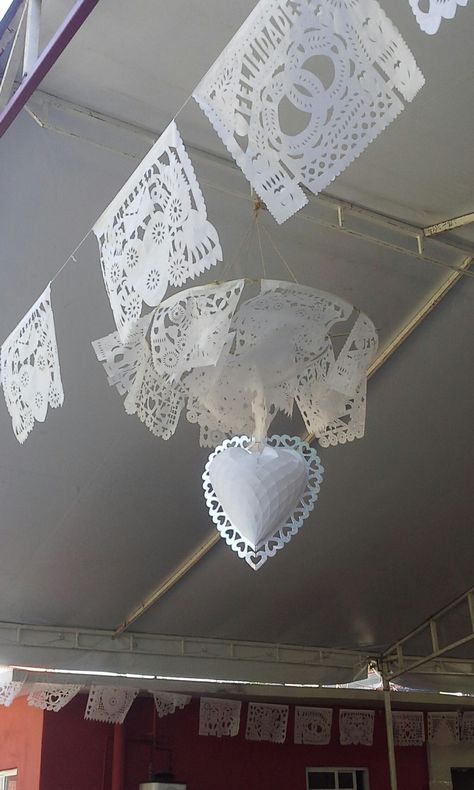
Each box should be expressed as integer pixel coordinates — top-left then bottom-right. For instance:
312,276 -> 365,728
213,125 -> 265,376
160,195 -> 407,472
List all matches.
1,285 -> 64,444
94,122 -> 222,342
194,0 -> 424,223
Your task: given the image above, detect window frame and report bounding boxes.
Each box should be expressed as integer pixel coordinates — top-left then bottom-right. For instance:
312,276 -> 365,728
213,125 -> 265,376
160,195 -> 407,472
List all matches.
306,767 -> 370,790
0,768 -> 18,790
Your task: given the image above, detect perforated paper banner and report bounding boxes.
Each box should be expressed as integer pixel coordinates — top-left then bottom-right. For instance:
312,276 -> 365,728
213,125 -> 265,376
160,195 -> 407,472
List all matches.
194,0 -> 424,223
27,683 -> 82,712
93,280 -> 245,442
461,712 -> 474,742
92,314 -> 153,396
393,711 -> 425,746
152,691 -> 191,718
85,686 -> 138,724
199,697 -> 242,737
1,285 -> 64,444
0,680 -> 24,707
409,0 -> 470,34
94,121 -> 222,342
150,280 -> 245,382
294,706 -> 333,745
339,709 -> 374,746
246,702 -> 289,743
427,712 -> 460,745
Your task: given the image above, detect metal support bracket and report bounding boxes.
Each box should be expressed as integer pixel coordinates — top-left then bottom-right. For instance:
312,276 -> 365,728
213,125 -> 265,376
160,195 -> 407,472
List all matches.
424,212 -> 474,237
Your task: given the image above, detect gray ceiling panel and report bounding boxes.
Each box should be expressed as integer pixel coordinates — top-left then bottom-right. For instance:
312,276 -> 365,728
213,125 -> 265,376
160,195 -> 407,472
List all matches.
0,0 -> 472,678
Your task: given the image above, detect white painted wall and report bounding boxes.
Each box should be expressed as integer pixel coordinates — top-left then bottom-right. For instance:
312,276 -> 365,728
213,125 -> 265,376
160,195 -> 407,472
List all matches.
428,743 -> 474,789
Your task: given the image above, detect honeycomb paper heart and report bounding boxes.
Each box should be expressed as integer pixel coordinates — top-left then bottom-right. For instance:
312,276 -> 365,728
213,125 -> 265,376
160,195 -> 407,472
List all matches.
208,445 -> 308,550
203,435 -> 324,569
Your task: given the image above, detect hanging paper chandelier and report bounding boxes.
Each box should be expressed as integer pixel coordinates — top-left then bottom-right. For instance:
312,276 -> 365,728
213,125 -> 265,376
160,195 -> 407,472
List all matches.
94,277 -> 377,568
94,278 -> 377,448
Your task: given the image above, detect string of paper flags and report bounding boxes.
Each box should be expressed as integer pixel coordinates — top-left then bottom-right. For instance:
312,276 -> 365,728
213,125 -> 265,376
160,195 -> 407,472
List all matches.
1,0 -> 472,576
409,0 -> 470,34
1,678 -> 474,746
1,0 -> 459,444
0,0 -> 472,446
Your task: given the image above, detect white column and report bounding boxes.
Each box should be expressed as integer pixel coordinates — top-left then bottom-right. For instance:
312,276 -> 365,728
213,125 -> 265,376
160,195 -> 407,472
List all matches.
383,680 -> 399,790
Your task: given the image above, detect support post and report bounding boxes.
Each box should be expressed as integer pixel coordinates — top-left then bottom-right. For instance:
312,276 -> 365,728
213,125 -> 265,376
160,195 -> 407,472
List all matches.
111,723 -> 124,790
383,679 -> 398,790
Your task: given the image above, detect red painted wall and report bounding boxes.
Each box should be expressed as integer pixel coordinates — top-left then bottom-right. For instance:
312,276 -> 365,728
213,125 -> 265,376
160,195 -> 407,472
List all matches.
1,693 -> 428,790
123,698 -> 430,790
0,696 -> 44,790
39,693 -> 113,790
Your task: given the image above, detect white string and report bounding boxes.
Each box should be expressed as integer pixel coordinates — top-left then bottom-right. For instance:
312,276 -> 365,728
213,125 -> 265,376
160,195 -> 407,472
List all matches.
50,228 -> 94,284
0,92 -> 198,348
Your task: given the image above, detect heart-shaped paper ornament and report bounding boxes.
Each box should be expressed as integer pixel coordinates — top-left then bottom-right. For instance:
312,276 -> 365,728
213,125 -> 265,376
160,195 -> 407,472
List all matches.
209,445 -> 307,550
203,435 -> 324,569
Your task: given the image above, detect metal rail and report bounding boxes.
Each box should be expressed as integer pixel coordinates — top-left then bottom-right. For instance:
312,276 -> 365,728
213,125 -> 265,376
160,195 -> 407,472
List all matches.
0,0 -> 101,137
382,587 -> 474,682
0,620 -> 367,688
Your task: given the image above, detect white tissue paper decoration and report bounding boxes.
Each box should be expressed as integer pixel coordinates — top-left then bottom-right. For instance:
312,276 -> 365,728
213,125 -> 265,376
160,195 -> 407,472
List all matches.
27,683 -> 82,712
190,281 -> 377,446
1,285 -> 64,444
0,680 -> 24,707
339,709 -> 374,746
93,280 -> 245,441
393,711 -> 425,746
152,691 -> 191,718
92,314 -> 153,396
194,0 -> 424,224
427,712 -> 460,745
149,281 -> 245,381
294,706 -> 333,745
85,686 -> 138,724
409,0 -> 470,34
93,280 -> 377,449
246,702 -> 289,743
199,698 -> 242,737
461,712 -> 474,742
209,443 -> 307,546
94,121 -> 222,342
203,434 -> 323,570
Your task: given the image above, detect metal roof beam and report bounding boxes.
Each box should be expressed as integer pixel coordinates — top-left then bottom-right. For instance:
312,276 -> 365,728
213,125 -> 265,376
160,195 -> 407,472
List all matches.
25,89 -> 474,278
2,622 -> 474,699
0,620 -> 367,688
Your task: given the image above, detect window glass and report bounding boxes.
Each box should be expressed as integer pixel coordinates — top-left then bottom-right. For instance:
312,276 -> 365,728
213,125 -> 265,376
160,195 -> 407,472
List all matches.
307,768 -> 368,790
308,772 -> 336,789
339,772 -> 355,789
